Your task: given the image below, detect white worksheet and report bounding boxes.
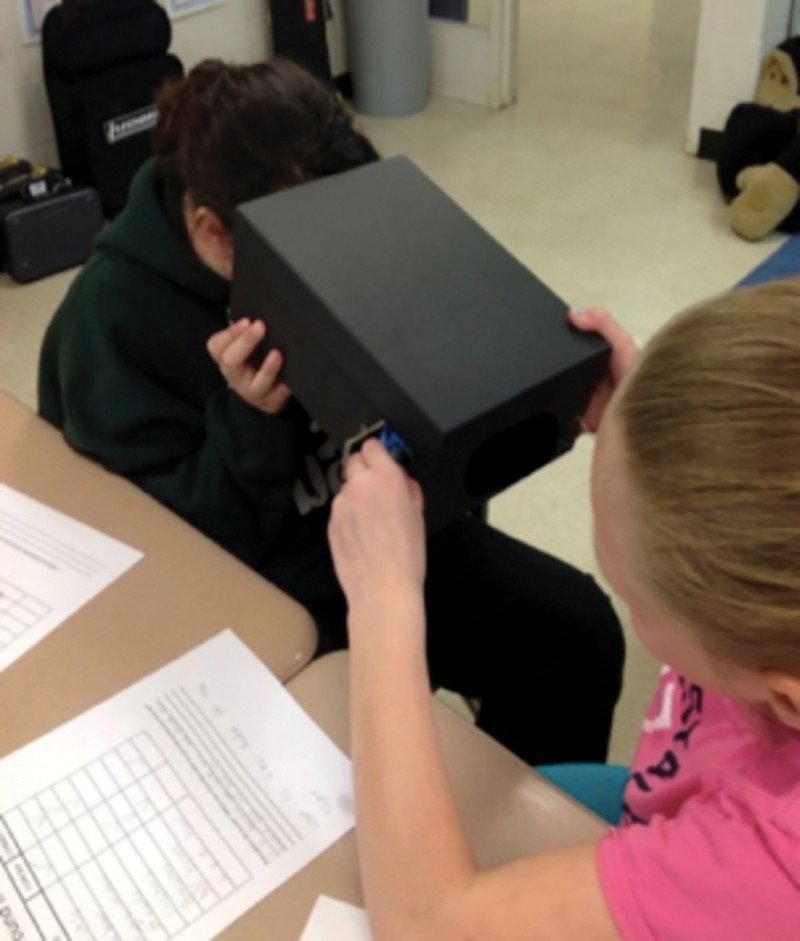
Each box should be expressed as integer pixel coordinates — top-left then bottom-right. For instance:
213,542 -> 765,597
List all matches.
0,483 -> 143,673
0,631 -> 355,941
300,897 -> 373,941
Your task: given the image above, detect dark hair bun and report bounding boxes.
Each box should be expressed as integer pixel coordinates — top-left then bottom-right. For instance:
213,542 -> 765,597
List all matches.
153,58 -> 379,227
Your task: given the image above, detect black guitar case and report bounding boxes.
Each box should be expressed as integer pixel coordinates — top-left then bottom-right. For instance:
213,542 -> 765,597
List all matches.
42,0 -> 183,217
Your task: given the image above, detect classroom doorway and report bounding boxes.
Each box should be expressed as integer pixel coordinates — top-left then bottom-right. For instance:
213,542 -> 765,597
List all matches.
429,0 -> 520,108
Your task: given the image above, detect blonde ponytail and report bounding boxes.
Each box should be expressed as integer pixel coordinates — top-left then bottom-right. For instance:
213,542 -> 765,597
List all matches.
620,279 -> 800,674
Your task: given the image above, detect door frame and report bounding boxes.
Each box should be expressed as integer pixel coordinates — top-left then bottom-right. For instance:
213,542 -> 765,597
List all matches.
429,0 -> 520,108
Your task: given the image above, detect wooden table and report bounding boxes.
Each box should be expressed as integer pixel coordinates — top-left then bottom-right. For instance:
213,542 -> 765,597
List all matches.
252,653 -> 608,941
0,392 -> 318,755
0,392 -> 607,941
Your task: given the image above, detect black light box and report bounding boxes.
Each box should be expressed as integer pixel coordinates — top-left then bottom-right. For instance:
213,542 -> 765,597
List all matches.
231,156 -> 610,531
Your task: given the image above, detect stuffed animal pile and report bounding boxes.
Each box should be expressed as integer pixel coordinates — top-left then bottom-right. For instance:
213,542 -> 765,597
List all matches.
718,37 -> 800,240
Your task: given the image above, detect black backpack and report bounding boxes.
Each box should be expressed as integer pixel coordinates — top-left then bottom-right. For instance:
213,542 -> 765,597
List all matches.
42,0 -> 183,217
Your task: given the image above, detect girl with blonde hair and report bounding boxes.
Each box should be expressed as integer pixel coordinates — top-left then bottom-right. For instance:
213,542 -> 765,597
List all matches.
329,280 -> 800,940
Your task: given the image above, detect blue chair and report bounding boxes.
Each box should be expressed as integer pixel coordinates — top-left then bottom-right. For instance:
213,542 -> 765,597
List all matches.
537,763 -> 629,825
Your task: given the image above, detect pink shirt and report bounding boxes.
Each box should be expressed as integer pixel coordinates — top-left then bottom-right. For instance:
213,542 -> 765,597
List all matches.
597,669 -> 800,940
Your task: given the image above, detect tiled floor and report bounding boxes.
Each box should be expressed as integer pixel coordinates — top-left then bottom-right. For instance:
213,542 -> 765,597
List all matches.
0,0 -> 780,763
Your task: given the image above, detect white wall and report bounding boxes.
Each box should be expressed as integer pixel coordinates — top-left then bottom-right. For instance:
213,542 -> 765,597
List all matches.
687,0 -> 796,153
0,0 -> 271,168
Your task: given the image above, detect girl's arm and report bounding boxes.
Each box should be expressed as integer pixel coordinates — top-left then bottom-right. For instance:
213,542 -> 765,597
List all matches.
329,442 -> 621,941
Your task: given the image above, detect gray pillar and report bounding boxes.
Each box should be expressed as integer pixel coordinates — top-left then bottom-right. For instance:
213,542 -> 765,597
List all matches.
345,0 -> 430,117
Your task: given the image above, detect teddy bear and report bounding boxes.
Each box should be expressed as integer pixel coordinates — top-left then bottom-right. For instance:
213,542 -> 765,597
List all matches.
718,37 -> 800,241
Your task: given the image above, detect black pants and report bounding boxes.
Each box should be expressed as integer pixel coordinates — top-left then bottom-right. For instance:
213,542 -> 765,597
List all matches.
309,515 -> 625,767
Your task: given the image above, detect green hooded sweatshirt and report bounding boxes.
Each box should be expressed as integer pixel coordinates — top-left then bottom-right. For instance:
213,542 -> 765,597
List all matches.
38,160 -> 340,607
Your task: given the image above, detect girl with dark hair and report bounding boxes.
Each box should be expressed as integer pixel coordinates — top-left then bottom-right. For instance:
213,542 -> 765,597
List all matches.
38,59 -> 624,767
